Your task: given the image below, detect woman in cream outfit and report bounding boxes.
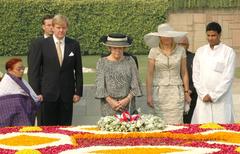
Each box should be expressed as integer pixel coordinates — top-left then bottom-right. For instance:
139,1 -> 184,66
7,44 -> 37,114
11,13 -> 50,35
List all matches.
144,23 -> 191,124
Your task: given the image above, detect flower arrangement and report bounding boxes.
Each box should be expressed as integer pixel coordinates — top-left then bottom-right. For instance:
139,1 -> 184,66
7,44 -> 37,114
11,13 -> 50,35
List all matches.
0,124 -> 240,153
97,111 -> 166,132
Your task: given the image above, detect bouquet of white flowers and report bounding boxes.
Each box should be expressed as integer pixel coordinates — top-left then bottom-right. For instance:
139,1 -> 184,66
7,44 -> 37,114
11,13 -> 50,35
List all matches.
97,111 -> 166,132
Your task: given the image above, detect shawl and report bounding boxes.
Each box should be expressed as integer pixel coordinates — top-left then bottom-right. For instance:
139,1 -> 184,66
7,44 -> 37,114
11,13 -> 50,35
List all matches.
0,73 -> 40,126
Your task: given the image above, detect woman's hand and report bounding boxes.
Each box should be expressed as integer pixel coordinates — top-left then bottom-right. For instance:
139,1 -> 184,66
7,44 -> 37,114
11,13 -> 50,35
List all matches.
184,93 -> 192,103
147,95 -> 154,108
37,95 -> 43,102
118,97 -> 130,110
110,100 -> 122,111
106,97 -> 121,111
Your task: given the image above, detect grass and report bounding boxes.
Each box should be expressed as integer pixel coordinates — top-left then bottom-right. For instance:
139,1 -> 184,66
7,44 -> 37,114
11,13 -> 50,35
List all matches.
0,55 -> 148,84
0,55 -> 239,84
236,67 -> 240,78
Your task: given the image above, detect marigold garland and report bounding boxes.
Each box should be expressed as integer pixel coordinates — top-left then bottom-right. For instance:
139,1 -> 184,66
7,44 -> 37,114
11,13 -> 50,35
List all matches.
73,131 -> 240,144
0,135 -> 59,146
15,149 -> 41,154
92,147 -> 185,153
0,124 -> 239,153
19,127 -> 43,132
199,123 -> 224,129
235,147 -> 240,152
82,127 -> 100,131
70,136 -> 78,146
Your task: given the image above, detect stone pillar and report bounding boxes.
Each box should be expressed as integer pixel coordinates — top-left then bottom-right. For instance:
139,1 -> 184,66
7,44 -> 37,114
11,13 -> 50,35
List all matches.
168,9 -> 240,66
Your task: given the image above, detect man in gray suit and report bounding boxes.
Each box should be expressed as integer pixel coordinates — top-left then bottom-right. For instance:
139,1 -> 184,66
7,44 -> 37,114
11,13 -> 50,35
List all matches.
28,14 -> 83,126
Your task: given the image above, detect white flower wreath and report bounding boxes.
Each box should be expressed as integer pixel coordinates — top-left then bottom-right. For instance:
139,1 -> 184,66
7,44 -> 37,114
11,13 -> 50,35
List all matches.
97,113 -> 166,132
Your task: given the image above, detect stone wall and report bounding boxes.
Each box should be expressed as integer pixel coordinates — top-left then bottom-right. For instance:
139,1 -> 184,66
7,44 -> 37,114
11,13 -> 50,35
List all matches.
168,9 -> 240,66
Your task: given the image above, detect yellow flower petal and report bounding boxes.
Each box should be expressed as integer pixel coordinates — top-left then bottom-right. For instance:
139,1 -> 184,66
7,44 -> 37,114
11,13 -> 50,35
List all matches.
235,147 -> 240,152
15,149 -> 41,154
73,130 -> 240,145
199,123 -> 224,129
82,127 -> 100,131
92,147 -> 185,154
70,136 -> 78,146
19,127 -> 43,132
0,135 -> 59,146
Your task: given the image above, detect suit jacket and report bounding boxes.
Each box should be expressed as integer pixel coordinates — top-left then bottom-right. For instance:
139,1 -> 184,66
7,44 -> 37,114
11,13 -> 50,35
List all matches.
28,36 -> 83,102
28,36 -> 45,79
28,36 -> 44,64
186,50 -> 196,94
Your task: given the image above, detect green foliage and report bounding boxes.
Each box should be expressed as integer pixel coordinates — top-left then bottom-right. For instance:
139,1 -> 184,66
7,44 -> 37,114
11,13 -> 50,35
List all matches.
0,55 -> 239,84
236,67 -> 240,78
0,0 -> 239,56
0,0 -> 168,56
170,0 -> 240,10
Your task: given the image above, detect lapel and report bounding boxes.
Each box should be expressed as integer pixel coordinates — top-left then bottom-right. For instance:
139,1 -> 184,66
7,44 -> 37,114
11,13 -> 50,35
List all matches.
48,37 -> 61,67
48,37 -> 72,68
62,37 -> 71,66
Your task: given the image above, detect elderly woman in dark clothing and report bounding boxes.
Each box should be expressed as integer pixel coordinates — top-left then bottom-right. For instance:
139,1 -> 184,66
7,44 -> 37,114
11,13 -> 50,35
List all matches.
0,58 -> 41,127
95,33 -> 142,116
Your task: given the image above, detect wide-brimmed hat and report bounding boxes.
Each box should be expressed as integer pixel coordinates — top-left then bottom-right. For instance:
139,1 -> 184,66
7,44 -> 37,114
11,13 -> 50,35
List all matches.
144,23 -> 187,48
100,33 -> 133,47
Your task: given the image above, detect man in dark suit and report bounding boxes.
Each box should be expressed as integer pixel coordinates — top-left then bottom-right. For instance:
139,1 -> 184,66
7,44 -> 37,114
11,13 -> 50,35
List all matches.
27,14 -> 54,126
28,15 -> 54,54
28,14 -> 83,126
178,36 -> 198,124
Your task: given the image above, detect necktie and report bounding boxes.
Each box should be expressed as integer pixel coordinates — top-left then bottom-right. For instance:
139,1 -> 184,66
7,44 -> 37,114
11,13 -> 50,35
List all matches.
56,41 -> 63,66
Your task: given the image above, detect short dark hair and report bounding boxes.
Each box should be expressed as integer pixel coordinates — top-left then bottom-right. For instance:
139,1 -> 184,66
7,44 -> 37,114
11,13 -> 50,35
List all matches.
206,22 -> 222,34
41,15 -> 54,25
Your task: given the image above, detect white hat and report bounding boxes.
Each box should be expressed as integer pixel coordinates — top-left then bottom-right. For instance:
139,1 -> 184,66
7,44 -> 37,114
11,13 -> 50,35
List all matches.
144,23 -> 187,48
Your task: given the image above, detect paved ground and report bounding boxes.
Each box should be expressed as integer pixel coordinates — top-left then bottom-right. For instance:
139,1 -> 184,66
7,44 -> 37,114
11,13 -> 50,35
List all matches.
72,78 -> 240,125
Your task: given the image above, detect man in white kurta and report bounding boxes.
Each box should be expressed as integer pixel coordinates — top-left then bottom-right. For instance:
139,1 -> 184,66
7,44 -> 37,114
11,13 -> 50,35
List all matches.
191,22 -> 236,124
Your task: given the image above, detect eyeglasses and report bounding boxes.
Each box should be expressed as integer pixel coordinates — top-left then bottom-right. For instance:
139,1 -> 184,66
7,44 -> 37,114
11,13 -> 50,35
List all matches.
15,66 -> 25,71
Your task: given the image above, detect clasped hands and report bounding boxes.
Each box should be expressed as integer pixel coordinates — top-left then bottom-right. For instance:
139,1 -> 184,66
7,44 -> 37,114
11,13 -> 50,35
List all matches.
203,94 -> 213,103
106,96 -> 130,112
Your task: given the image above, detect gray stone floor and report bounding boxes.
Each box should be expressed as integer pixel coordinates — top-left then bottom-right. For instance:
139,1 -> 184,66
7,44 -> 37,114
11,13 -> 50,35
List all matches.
72,78 -> 240,125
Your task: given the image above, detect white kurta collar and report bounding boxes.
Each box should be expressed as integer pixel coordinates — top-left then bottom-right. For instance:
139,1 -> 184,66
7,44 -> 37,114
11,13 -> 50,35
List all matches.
208,42 -> 222,50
